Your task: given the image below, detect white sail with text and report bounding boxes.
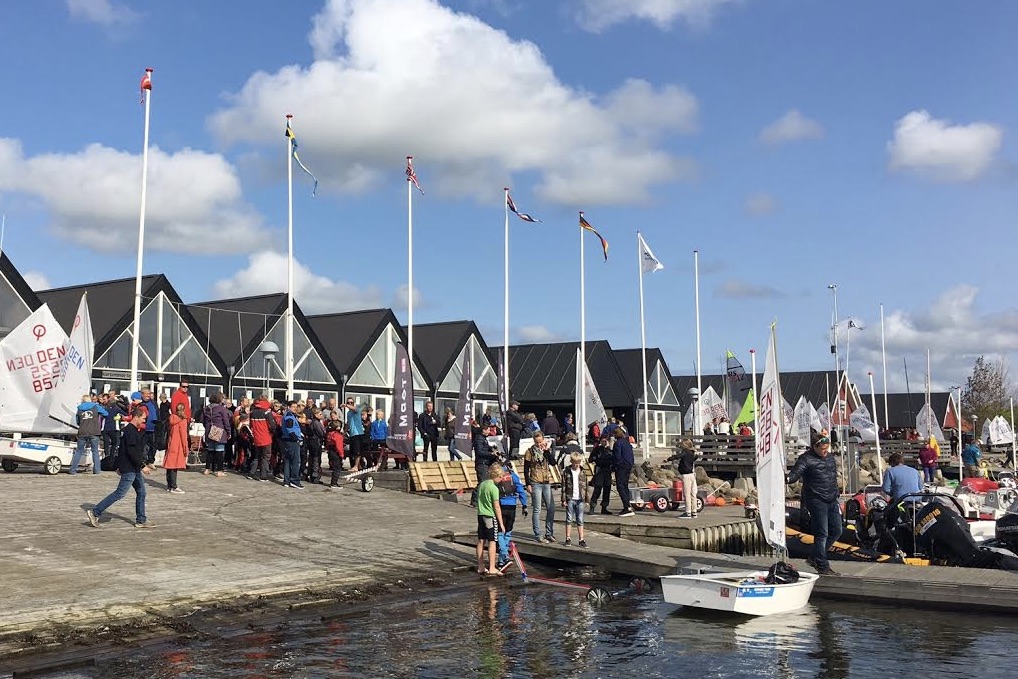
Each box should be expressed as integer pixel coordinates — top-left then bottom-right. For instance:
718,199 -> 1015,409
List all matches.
915,402 -> 945,443
0,304 -> 72,434
757,326 -> 786,553
47,293 -> 94,429
385,343 -> 416,457
575,348 -> 607,431
453,348 -> 474,457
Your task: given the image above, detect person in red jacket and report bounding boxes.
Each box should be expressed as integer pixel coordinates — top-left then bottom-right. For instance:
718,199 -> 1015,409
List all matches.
249,396 -> 276,482
325,420 -> 345,489
171,379 -> 192,422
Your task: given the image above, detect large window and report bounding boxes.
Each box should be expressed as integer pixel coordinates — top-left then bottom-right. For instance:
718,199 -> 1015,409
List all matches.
437,337 -> 498,396
235,315 -> 333,384
348,324 -> 428,392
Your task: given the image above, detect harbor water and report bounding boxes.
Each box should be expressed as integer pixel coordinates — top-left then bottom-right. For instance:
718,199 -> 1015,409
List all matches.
37,580 -> 1017,679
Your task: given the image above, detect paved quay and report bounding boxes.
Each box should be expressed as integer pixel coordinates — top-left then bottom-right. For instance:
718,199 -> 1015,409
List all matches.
0,468 -> 483,657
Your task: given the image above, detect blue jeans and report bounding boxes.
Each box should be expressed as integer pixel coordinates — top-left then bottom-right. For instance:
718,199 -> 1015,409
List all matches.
93,471 -> 147,524
283,440 -> 302,486
923,466 -> 936,484
530,483 -> 554,539
805,497 -> 842,569
71,436 -> 101,474
448,440 -> 463,461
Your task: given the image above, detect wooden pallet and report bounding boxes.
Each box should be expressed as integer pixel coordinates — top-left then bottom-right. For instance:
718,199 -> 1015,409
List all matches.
407,460 -> 595,492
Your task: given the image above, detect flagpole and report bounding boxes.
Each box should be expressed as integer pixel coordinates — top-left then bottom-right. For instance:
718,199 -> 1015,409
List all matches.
503,188 -> 510,412
880,303 -> 889,427
407,156 -> 415,395
869,371 -> 884,483
925,348 -> 932,438
284,115 -> 295,400
1010,396 -> 1016,473
130,68 -> 153,393
637,232 -> 650,461
693,250 -> 702,436
579,211 -> 587,450
956,388 -> 963,482
750,349 -> 758,436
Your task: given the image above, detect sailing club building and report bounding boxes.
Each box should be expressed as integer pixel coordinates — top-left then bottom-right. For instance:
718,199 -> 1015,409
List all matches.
0,252 -> 952,447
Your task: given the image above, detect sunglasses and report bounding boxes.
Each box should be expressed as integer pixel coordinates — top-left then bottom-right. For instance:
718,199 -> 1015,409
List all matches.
815,437 -> 830,444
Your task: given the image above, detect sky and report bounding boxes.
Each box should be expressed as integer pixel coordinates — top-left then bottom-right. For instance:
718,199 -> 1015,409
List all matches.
0,0 -> 1016,397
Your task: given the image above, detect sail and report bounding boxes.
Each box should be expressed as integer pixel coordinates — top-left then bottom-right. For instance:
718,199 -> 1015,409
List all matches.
782,397 -> 794,433
756,327 -> 786,553
790,396 -> 813,444
453,347 -> 474,454
725,349 -> 751,415
809,401 -> 822,433
685,385 -> 727,431
849,403 -> 878,442
980,418 -> 992,445
915,403 -> 945,443
385,343 -> 416,456
0,304 -> 72,434
816,402 -> 832,432
732,388 -> 755,428
47,294 -> 94,429
575,348 -> 607,430
990,416 -> 1012,446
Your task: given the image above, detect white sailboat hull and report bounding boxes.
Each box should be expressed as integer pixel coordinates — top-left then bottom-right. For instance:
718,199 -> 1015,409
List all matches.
661,570 -> 819,617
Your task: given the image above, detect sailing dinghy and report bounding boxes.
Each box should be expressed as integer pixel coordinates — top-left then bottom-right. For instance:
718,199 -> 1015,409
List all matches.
661,326 -> 818,616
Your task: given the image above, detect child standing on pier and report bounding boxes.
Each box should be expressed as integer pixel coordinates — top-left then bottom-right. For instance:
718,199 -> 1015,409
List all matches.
476,464 -> 506,576
560,453 -> 589,547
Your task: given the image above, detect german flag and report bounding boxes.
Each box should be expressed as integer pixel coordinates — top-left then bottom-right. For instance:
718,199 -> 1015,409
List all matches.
579,212 -> 608,262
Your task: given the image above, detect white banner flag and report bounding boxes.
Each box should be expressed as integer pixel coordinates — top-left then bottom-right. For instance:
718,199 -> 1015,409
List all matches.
850,403 -> 878,443
638,233 -> 664,274
816,402 -> 832,433
756,327 -> 786,552
575,349 -> 607,430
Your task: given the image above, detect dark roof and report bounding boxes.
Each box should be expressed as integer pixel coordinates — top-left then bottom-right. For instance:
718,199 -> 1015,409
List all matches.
38,274 -> 164,353
308,309 -> 432,384
0,251 -> 41,312
612,347 -> 678,405
670,370 -> 839,413
863,392 -> 953,429
190,293 -> 339,378
189,294 -> 287,369
402,320 -> 495,390
508,340 -> 633,407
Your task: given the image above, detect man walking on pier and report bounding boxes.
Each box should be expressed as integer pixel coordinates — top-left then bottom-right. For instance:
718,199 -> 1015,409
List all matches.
86,410 -> 153,528
613,429 -> 635,517
787,432 -> 840,576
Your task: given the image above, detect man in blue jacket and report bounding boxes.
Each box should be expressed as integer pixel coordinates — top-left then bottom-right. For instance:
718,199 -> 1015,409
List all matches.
612,428 -> 635,517
140,388 -> 159,465
281,401 -> 305,489
71,394 -> 108,475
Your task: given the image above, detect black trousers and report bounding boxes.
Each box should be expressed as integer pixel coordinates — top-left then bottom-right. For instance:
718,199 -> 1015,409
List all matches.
422,435 -> 438,461
143,431 -> 155,464
166,469 -> 178,490
615,463 -> 633,512
591,467 -> 613,509
254,444 -> 272,480
327,449 -> 344,486
307,439 -> 323,482
102,430 -> 121,460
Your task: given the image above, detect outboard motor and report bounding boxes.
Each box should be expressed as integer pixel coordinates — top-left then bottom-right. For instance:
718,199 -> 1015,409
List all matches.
994,503 -> 1018,553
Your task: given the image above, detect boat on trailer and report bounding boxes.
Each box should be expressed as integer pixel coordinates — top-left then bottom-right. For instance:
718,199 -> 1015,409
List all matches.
662,326 -> 818,616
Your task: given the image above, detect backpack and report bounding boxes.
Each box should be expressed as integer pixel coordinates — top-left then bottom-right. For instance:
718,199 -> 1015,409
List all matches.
100,454 -> 119,472
765,561 -> 800,585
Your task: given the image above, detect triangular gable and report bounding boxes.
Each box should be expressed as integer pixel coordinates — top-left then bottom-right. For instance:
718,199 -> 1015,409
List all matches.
349,323 -> 428,391
648,360 -> 680,405
236,313 -> 333,384
0,257 -> 36,339
438,335 -> 497,395
95,291 -> 221,377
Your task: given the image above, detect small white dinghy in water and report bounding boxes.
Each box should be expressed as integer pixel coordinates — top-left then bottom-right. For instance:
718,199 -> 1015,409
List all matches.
662,326 -> 818,616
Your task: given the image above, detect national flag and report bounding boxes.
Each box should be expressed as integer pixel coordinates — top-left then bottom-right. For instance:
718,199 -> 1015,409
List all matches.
139,68 -> 152,104
406,156 -> 424,194
638,233 -> 663,274
579,212 -> 608,262
506,191 -> 539,223
285,118 -> 318,196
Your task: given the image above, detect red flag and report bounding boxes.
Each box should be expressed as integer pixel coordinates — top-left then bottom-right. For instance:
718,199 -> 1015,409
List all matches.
139,68 -> 152,104
406,156 -> 424,194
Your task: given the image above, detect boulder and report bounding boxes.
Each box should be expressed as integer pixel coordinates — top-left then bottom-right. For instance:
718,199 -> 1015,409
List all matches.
733,476 -> 755,493
694,466 -> 710,485
727,488 -> 748,501
708,477 -> 726,490
860,453 -> 880,474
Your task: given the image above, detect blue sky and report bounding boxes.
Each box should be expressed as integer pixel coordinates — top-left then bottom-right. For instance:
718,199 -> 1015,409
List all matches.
1,0 -> 1015,394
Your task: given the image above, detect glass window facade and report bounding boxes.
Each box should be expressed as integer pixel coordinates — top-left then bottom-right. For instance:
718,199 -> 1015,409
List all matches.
95,292 -> 219,377
438,336 -> 498,396
236,315 -> 333,384
348,324 -> 428,392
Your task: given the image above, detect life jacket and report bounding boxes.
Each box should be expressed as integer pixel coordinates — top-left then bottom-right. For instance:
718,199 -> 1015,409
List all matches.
497,473 -> 517,500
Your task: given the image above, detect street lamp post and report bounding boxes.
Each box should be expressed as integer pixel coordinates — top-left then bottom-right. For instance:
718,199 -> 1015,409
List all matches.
828,284 -> 847,485
341,373 -> 348,405
259,341 -> 278,401
687,387 -> 700,440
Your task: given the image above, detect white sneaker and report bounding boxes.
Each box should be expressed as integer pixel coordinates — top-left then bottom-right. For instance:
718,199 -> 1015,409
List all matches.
619,510 -> 635,517
170,487 -> 185,494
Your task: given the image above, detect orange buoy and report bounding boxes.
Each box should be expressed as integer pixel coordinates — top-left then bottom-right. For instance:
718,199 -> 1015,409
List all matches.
714,497 -> 727,507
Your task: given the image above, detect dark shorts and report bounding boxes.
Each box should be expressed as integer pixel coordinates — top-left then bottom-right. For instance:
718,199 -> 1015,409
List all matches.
477,515 -> 496,542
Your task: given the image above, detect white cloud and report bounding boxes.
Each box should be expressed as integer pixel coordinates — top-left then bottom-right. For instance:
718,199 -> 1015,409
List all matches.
208,0 -> 699,207
516,325 -> 561,343
212,251 -> 383,314
714,279 -> 784,299
744,191 -> 777,216
0,138 -> 270,255
846,286 -> 1018,392
21,271 -> 51,291
66,0 -> 138,27
574,0 -> 739,32
759,109 -> 824,145
887,110 -> 1003,182
393,284 -> 425,309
